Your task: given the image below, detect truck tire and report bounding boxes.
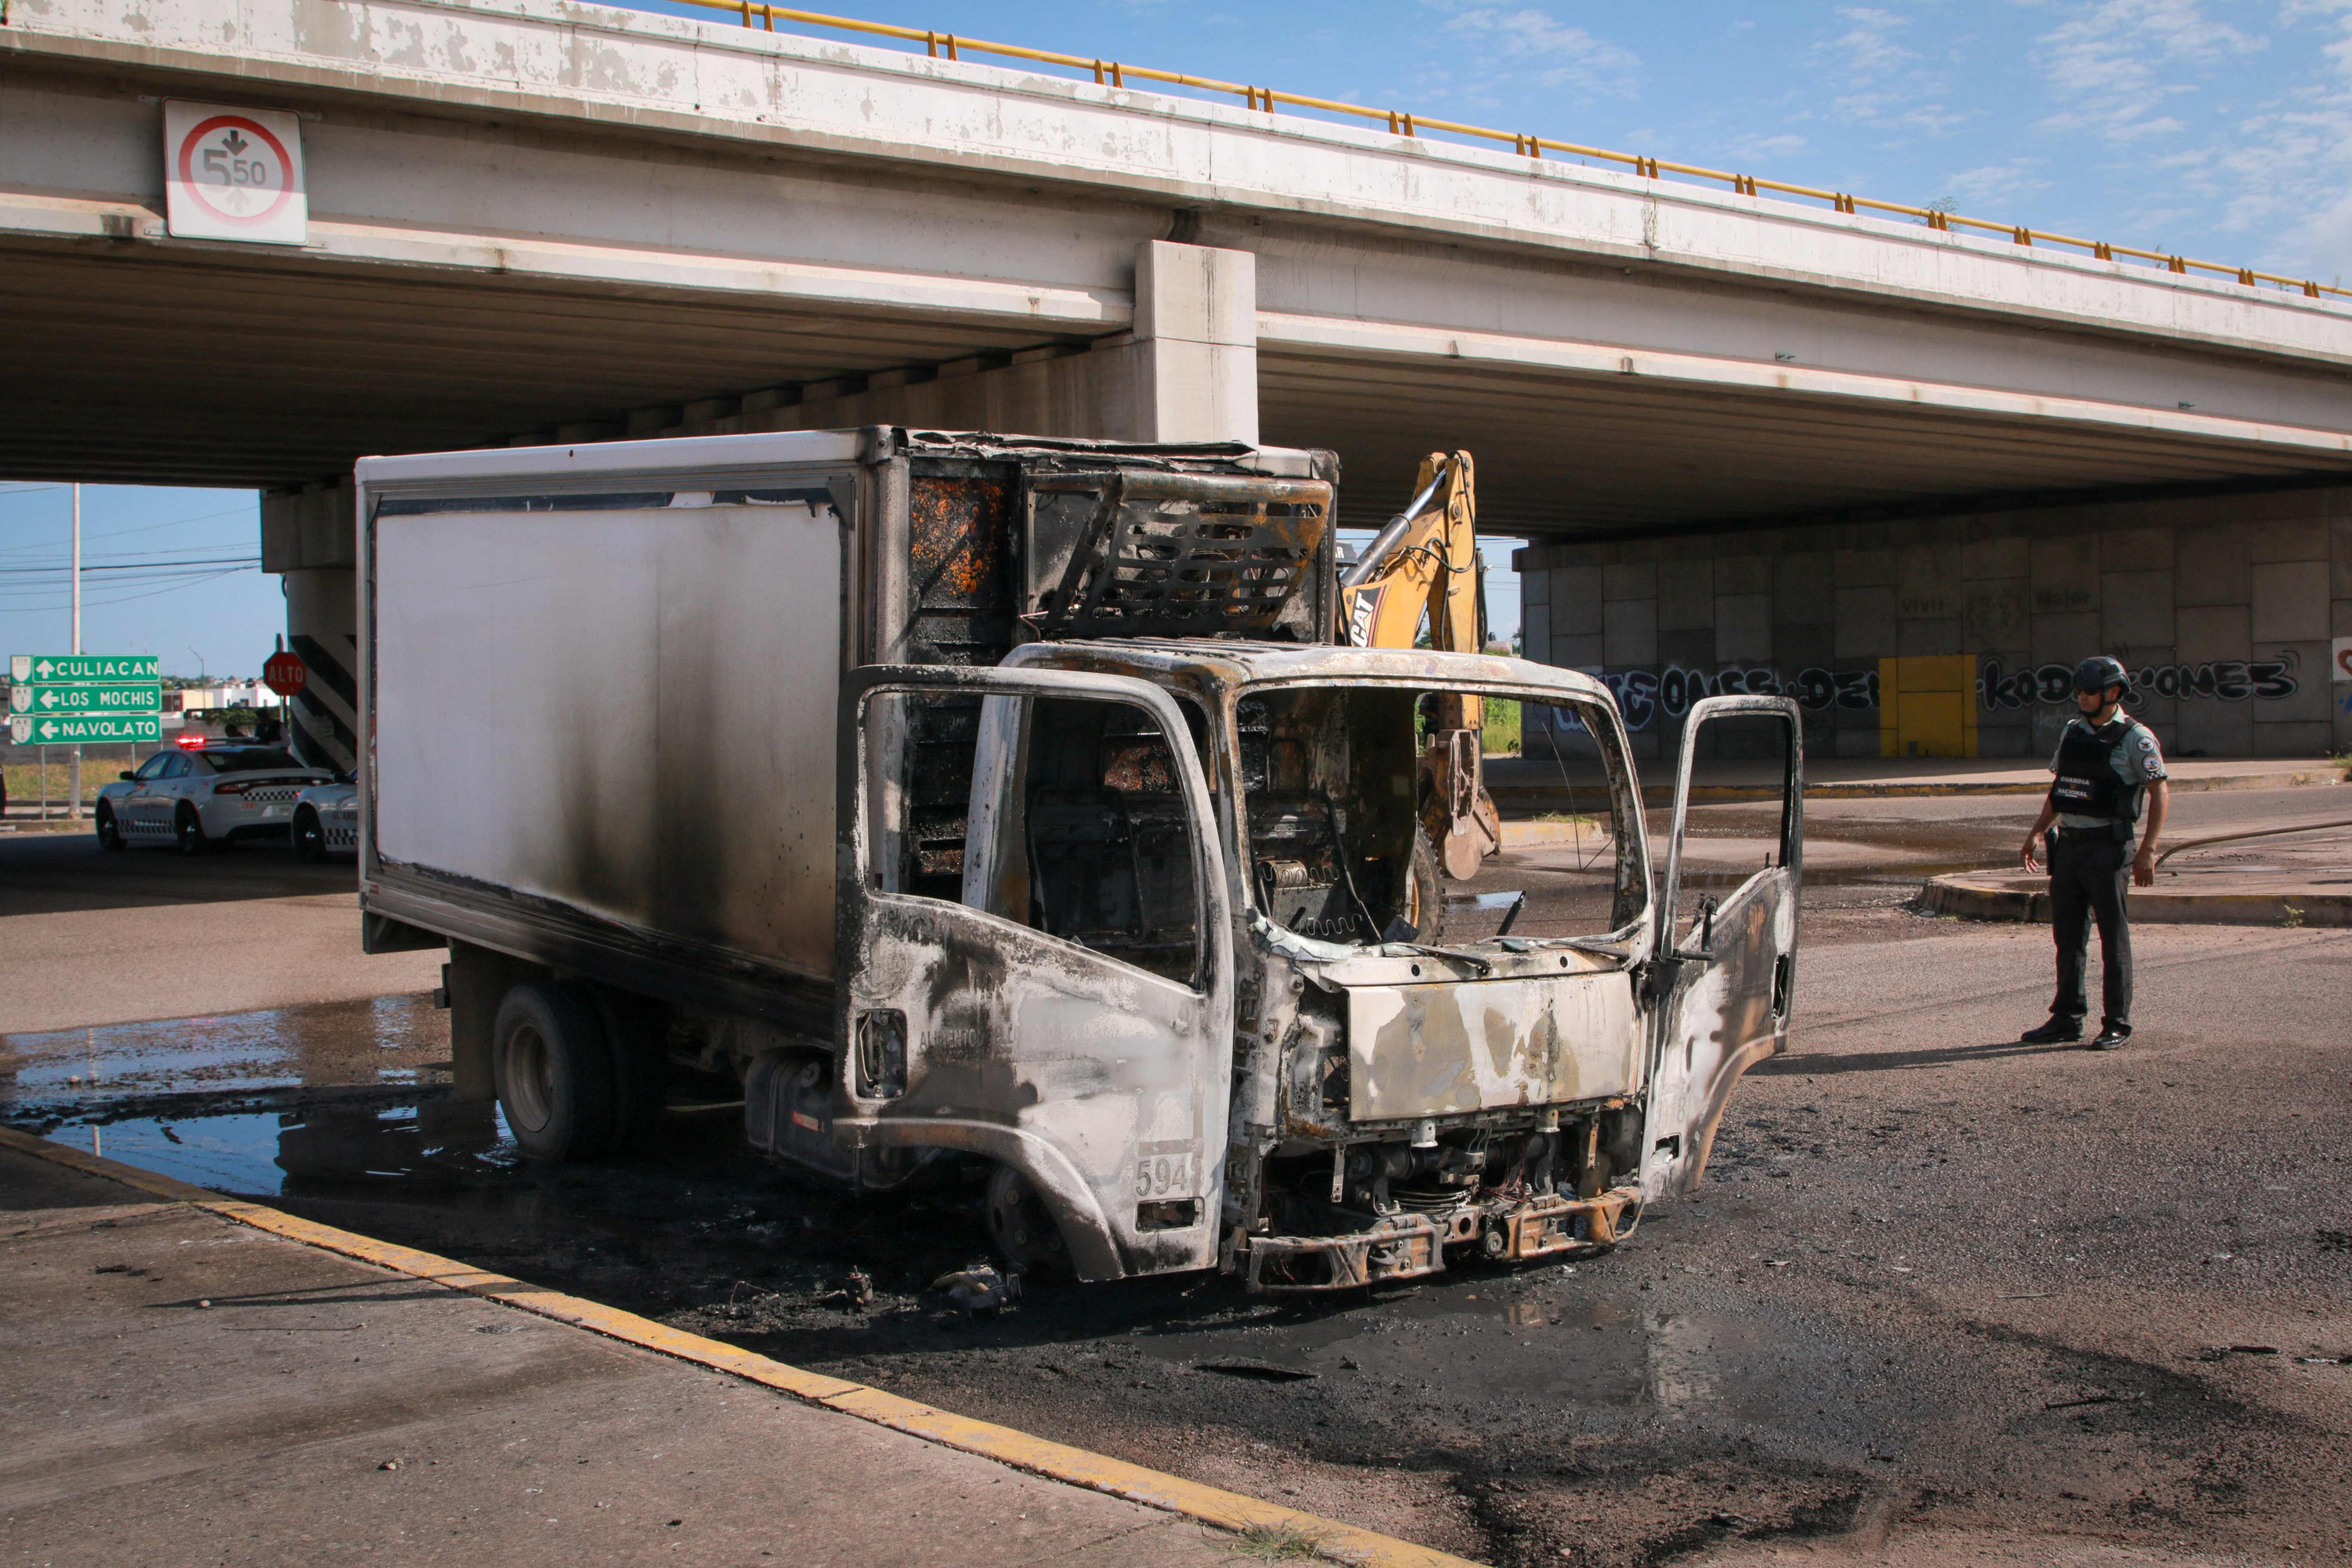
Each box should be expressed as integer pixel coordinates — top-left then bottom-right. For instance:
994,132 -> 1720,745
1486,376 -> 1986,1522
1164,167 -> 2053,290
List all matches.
493,982 -> 618,1162
591,988 -> 668,1156
983,1163 -> 1071,1277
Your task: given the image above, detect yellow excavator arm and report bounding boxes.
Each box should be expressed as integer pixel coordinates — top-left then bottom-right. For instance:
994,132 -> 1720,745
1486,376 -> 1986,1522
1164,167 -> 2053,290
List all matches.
1337,451 -> 1503,880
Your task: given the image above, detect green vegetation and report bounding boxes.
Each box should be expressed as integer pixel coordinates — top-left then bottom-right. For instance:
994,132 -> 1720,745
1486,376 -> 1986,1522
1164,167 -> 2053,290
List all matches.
2336,752 -> 2352,783
3,745 -> 151,810
1481,697 -> 1521,756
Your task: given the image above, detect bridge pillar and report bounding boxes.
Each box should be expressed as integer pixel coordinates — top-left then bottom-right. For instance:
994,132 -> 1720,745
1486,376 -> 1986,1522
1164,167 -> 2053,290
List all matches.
1123,239 -> 1259,444
259,482 -> 359,776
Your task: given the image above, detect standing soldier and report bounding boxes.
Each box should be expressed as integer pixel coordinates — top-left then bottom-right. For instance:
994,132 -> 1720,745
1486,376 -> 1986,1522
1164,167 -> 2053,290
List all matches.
2017,656 -> 2170,1050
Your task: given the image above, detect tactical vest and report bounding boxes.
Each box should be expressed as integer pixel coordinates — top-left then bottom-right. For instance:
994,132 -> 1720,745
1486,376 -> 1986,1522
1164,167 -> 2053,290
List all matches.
2049,718 -> 2141,838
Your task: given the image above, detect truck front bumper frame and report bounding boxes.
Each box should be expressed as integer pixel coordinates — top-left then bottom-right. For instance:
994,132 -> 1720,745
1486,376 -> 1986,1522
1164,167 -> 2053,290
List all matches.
1237,1186 -> 1640,1293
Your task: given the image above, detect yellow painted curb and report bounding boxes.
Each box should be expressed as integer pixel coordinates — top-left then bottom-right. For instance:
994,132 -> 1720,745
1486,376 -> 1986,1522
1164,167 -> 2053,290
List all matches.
0,1125 -> 1485,1568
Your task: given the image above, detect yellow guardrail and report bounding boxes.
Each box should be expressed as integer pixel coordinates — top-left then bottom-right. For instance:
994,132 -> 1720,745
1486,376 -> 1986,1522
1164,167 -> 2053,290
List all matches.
656,0 -> 2342,304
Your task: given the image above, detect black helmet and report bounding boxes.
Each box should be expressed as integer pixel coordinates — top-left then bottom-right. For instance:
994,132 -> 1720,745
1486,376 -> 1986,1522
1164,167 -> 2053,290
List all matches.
2073,655 -> 2128,695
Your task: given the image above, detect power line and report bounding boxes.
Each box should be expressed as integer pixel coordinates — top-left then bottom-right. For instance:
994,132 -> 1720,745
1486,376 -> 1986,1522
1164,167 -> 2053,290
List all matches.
0,556 -> 258,576
0,503 -> 258,560
0,565 -> 258,612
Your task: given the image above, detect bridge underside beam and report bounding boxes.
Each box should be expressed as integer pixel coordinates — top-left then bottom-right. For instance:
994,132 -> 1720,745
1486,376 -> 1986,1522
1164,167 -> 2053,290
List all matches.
0,234 -> 1103,489
1261,338 -> 2352,537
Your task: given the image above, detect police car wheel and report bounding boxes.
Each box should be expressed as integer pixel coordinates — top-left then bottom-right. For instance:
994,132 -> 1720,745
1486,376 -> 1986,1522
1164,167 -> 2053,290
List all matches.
95,803 -> 125,852
175,804 -> 213,856
291,807 -> 326,864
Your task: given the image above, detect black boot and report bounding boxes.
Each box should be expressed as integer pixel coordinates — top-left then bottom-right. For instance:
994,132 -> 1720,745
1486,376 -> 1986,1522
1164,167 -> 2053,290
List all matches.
2089,1025 -> 2130,1050
2020,1017 -> 2082,1045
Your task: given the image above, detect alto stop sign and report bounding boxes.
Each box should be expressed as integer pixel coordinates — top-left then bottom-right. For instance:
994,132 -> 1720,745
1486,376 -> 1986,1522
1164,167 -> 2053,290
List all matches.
263,650 -> 308,698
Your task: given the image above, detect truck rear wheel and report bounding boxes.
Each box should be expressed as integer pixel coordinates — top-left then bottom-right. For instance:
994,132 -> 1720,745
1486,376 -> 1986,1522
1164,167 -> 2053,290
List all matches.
493,982 -> 617,1162
983,1164 -> 1070,1277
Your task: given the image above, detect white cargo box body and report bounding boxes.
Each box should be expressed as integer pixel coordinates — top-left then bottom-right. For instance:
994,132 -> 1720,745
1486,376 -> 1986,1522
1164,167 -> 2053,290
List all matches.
355,429 -> 1335,1024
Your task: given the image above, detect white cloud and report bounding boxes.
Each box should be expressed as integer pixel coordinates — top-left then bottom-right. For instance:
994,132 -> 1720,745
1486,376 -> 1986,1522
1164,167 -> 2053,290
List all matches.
1942,159 -> 2052,207
1820,6 -> 1918,80
1723,132 -> 1808,162
1434,6 -> 1643,97
1800,6 -> 1970,137
2030,0 -> 2265,143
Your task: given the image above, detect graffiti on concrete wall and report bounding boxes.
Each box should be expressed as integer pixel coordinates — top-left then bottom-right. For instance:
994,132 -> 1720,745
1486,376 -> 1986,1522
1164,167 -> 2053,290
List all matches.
1978,655 -> 2300,710
1570,664 -> 1877,732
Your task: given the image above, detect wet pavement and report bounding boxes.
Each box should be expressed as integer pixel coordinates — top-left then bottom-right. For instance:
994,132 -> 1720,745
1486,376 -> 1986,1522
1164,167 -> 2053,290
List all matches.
0,831 -> 444,1034
6,794 -> 2350,1565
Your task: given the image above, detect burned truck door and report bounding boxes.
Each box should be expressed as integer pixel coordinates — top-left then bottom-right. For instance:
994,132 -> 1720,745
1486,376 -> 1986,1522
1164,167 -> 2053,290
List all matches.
1641,695 -> 1804,1200
833,665 -> 1237,1281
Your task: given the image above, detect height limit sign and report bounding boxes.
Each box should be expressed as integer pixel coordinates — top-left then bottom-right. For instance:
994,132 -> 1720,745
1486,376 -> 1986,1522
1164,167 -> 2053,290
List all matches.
164,101 -> 307,246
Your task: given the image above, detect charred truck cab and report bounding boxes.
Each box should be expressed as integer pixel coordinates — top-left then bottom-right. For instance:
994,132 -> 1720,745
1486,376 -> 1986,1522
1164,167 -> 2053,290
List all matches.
356,429 -> 1801,1295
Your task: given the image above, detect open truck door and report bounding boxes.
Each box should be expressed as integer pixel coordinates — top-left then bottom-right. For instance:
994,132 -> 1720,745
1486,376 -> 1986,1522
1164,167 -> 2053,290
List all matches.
832,665 -> 1236,1281
1641,695 -> 1804,1200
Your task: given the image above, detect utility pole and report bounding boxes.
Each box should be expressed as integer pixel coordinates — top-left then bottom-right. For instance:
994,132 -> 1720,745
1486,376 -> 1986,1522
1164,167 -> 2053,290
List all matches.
67,482 -> 82,822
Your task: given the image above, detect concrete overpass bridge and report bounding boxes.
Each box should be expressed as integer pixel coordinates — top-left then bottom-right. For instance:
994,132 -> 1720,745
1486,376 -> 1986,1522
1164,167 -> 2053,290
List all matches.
4,0 -> 2347,764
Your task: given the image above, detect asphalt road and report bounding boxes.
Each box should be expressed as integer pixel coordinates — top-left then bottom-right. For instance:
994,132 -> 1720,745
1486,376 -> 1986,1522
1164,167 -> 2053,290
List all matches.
0,833 -> 441,1033
5,787 -> 2349,1566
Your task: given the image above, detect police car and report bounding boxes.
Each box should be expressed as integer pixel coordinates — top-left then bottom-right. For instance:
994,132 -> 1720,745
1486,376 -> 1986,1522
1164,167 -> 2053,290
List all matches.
95,740 -> 334,854
290,780 -> 360,862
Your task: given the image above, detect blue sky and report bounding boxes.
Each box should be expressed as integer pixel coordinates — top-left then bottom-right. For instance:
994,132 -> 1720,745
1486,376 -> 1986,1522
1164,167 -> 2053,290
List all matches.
0,486 -> 274,682
6,0 -> 2335,671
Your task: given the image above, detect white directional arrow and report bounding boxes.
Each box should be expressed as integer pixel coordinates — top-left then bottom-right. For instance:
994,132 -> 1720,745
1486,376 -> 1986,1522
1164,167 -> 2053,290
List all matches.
37,689 -> 57,709
34,659 -> 54,679
36,719 -> 58,741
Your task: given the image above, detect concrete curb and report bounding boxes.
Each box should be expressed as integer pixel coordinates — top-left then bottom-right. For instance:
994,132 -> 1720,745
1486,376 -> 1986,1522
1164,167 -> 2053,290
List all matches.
1917,874 -> 2351,927
1495,766 -> 2346,812
0,1125 -> 1486,1568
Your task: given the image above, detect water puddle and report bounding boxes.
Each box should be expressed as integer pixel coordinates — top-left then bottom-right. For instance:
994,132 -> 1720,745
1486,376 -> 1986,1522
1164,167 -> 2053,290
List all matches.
37,1099 -> 517,1196
1130,1269 -> 1783,1420
0,993 -> 450,1109
2,992 -> 512,1196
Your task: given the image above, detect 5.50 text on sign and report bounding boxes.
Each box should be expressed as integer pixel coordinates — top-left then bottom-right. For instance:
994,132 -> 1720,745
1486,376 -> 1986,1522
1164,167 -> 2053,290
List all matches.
163,101 -> 307,246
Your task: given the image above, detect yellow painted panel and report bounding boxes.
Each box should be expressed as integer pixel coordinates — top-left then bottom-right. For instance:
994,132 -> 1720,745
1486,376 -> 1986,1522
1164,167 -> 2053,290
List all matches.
1898,691 -> 1964,757
1880,655 -> 1978,758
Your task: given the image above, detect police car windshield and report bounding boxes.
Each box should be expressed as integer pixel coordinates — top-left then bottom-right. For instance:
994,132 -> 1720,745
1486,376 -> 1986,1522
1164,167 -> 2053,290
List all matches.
199,748 -> 306,773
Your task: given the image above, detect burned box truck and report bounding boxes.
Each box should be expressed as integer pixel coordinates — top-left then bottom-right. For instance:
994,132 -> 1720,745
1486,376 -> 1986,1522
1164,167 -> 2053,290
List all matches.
356,428 -> 1801,1292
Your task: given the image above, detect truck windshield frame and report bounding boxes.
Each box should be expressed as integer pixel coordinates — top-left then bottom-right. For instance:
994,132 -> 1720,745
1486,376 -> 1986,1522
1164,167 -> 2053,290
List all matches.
1218,675 -> 1651,952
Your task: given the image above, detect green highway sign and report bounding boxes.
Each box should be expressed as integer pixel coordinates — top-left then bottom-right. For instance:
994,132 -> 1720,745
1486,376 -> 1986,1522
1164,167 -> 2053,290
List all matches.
9,682 -> 162,716
9,654 -> 165,742
9,714 -> 162,745
10,655 -> 159,683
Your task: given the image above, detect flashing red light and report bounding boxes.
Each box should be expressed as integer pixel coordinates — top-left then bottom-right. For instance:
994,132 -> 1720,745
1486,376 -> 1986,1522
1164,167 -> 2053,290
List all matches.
175,732 -> 206,749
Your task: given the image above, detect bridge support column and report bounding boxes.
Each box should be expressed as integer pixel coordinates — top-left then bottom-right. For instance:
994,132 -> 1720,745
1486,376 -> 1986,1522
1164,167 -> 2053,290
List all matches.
260,481 -> 359,776
1121,239 -> 1259,443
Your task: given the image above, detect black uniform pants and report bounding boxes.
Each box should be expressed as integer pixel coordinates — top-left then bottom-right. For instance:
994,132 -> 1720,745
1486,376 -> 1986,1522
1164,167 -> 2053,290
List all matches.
2048,830 -> 2132,1031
